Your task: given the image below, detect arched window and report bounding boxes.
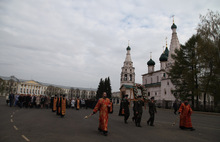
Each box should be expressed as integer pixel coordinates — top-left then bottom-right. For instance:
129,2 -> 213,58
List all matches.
124,74 -> 127,81
130,74 -> 132,81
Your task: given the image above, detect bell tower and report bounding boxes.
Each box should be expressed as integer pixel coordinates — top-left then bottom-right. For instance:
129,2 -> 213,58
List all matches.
120,45 -> 135,87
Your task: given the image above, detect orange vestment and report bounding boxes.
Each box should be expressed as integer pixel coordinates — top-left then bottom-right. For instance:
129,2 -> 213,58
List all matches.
93,98 -> 112,132
76,99 -> 80,110
61,98 -> 66,116
53,97 -> 57,111
179,103 -> 193,128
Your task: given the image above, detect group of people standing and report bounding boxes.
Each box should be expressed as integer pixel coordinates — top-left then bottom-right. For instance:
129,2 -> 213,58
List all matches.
52,94 -> 67,117
7,93 -> 50,109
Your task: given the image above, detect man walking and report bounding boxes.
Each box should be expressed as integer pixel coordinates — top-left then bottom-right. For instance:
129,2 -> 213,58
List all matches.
122,95 -> 130,124
147,97 -> 157,126
92,92 -> 113,136
179,100 -> 195,131
134,96 -> 144,127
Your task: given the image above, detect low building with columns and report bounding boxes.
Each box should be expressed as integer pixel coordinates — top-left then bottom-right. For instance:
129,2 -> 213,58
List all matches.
0,75 -> 96,99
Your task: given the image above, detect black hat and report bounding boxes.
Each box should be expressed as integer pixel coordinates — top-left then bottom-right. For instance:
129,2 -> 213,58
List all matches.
151,97 -> 154,100
62,94 -> 65,97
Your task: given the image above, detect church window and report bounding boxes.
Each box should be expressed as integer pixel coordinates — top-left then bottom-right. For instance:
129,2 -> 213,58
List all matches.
125,69 -> 127,72
164,89 -> 166,95
155,92 -> 157,96
148,92 -> 150,96
124,74 -> 127,81
130,74 -> 132,81
163,73 -> 166,77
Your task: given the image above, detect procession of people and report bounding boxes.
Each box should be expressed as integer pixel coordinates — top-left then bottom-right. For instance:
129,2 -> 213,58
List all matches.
6,91 -> 195,136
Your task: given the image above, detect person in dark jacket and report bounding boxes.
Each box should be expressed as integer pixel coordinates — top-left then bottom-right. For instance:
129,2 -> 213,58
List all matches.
134,96 -> 144,127
147,97 -> 157,126
173,100 -> 178,115
122,95 -> 130,124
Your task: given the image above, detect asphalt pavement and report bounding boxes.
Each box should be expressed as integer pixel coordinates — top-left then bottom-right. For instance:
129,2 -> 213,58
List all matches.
0,96 -> 220,142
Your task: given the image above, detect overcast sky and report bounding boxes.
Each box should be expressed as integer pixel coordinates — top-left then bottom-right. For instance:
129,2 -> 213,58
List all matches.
0,0 -> 219,92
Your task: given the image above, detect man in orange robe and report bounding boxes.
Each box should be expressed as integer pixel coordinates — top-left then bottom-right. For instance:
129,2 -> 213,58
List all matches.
179,100 -> 195,131
60,94 -> 66,117
75,97 -> 81,110
57,96 -> 61,115
93,92 -> 112,136
52,95 -> 58,112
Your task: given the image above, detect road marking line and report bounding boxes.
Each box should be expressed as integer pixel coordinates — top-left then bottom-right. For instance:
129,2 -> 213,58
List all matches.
21,135 -> 30,142
11,119 -> 13,122
13,125 -> 18,130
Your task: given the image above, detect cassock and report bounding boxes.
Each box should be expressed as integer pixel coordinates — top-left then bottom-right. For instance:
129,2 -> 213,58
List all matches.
57,97 -> 61,115
52,97 -> 57,112
76,99 -> 81,110
60,97 -> 66,117
179,102 -> 193,129
93,98 -> 113,133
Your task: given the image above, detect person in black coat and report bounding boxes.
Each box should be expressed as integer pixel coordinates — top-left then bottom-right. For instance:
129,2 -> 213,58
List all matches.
147,97 -> 157,126
134,96 -> 144,127
122,95 -> 130,124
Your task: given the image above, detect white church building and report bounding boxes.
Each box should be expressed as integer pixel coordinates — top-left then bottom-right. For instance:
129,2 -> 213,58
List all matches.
142,22 -> 179,108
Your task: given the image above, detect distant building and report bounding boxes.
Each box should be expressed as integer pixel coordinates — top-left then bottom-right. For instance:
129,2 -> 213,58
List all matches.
0,75 -> 96,99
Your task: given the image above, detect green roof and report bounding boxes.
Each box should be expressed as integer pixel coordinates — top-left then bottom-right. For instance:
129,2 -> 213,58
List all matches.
121,84 -> 134,89
126,46 -> 131,50
147,59 -> 155,66
159,53 -> 167,62
144,82 -> 161,87
171,23 -> 177,29
164,47 -> 169,57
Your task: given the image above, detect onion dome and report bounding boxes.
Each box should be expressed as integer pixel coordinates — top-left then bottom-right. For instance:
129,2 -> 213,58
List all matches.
147,59 -> 155,66
159,53 -> 168,62
164,47 -> 169,57
171,23 -> 177,29
126,46 -> 131,50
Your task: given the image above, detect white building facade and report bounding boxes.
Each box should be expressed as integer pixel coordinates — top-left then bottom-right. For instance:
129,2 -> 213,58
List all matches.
142,22 -> 179,108
0,75 -> 96,99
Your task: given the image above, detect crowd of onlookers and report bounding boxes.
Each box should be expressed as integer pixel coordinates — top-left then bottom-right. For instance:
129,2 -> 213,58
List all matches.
6,93 -> 97,109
